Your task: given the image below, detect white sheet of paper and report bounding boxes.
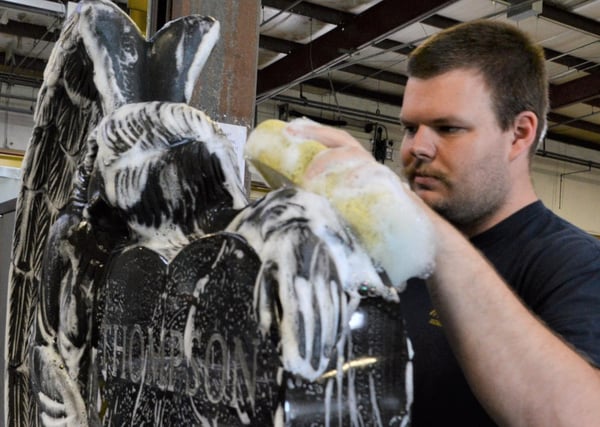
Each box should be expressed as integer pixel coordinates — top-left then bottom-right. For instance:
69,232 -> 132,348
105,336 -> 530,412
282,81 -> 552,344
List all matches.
217,122 -> 247,178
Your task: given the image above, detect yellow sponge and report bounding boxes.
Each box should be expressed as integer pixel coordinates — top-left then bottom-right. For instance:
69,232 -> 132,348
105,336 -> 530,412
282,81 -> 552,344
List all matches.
245,118 -> 436,288
245,119 -> 326,186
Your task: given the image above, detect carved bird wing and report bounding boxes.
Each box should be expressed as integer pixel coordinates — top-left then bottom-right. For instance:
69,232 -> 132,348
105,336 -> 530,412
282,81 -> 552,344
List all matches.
7,1 -> 220,425
227,187 -> 399,381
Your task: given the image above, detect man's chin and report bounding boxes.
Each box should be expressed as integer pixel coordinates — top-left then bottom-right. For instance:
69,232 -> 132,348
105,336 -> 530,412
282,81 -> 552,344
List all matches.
413,189 -> 446,211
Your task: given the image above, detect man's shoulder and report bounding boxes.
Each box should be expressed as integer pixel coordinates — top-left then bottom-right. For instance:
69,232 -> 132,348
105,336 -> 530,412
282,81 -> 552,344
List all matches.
535,206 -> 600,254
512,201 -> 600,251
482,202 -> 599,298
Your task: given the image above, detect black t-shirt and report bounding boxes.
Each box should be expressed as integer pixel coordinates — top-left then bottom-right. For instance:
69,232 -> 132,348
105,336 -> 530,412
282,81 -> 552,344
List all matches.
401,201 -> 600,426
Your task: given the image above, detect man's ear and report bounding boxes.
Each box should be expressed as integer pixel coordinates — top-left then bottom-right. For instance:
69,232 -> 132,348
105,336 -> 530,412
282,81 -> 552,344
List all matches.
509,111 -> 538,161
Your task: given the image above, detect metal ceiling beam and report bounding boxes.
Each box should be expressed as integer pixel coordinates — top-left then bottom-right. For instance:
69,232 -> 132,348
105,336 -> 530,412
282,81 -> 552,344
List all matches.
0,0 -> 65,18
261,0 -> 353,25
548,112 -> 600,135
289,41 -> 599,113
420,13 -> 458,29
550,73 -> 600,108
0,53 -> 47,73
373,38 -> 414,55
340,63 -> 408,86
0,72 -> 43,88
273,93 -> 402,127
0,21 -> 59,42
544,132 -> 600,152
256,0 -> 459,100
536,149 -> 600,170
540,2 -> 600,38
544,47 -> 600,73
584,97 -> 600,109
303,77 -> 403,106
259,35 -> 301,54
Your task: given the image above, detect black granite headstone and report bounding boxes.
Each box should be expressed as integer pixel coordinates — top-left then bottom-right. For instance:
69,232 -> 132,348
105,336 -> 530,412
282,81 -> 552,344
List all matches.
99,233 -> 411,426
284,297 -> 411,426
99,233 -> 282,425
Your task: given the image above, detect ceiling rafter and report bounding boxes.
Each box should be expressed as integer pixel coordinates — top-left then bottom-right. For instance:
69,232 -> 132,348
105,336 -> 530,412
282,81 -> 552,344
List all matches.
303,76 -> 403,106
373,38 -> 414,55
256,0 -> 459,99
545,47 -> 600,73
260,5 -> 600,115
298,74 -> 600,148
548,112 -> 600,135
550,72 -> 600,108
0,71 -> 43,88
261,0 -> 353,25
544,131 -> 600,151
540,2 -> 600,38
259,34 -> 301,54
340,63 -> 408,86
0,53 -> 47,73
0,20 -> 59,42
584,97 -> 600,109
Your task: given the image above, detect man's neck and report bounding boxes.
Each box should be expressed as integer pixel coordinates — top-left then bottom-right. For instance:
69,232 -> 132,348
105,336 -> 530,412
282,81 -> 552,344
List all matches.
457,191 -> 539,238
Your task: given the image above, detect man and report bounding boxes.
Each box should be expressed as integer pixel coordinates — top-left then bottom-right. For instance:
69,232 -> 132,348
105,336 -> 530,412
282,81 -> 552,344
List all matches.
290,20 -> 600,426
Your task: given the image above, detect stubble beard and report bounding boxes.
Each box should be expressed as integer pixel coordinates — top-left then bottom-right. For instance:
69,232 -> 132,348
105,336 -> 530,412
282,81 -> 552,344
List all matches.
432,170 -> 509,234
405,163 -> 509,235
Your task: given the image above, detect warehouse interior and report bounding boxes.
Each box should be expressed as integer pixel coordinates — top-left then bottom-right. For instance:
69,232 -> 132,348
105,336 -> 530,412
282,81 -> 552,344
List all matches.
0,0 -> 600,425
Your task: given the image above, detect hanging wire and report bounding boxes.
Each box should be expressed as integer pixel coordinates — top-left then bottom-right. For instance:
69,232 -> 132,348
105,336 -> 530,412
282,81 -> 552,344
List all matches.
13,16 -> 62,71
548,108 -> 600,129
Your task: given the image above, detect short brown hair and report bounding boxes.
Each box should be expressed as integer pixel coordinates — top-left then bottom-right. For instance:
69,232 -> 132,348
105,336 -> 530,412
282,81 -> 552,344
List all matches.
407,20 -> 548,156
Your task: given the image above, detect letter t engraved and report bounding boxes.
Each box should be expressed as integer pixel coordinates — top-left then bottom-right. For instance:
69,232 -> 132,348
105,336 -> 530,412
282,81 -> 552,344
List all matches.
112,324 -> 128,380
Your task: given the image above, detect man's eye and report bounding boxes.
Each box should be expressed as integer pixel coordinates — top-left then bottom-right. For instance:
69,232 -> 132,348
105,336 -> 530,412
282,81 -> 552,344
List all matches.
438,126 -> 462,134
402,125 -> 417,136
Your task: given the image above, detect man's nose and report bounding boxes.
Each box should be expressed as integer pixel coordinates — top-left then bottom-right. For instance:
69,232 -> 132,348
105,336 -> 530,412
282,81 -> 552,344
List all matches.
410,127 -> 437,161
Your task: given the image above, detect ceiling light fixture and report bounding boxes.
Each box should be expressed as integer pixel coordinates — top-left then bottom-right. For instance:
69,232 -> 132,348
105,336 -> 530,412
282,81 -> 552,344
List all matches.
507,0 -> 543,22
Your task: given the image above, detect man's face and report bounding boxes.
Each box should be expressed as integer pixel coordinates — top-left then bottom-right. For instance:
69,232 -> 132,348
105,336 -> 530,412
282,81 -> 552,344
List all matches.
399,68 -> 514,232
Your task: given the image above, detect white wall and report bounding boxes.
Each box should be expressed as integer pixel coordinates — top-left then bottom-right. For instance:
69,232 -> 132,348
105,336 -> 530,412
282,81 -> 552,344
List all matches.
0,81 -> 37,152
0,111 -> 32,204
0,167 -> 21,204
532,141 -> 600,236
0,111 -> 34,152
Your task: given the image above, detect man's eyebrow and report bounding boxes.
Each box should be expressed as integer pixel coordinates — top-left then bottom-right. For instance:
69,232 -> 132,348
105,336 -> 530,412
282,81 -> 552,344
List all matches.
400,116 -> 463,126
430,117 -> 461,125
